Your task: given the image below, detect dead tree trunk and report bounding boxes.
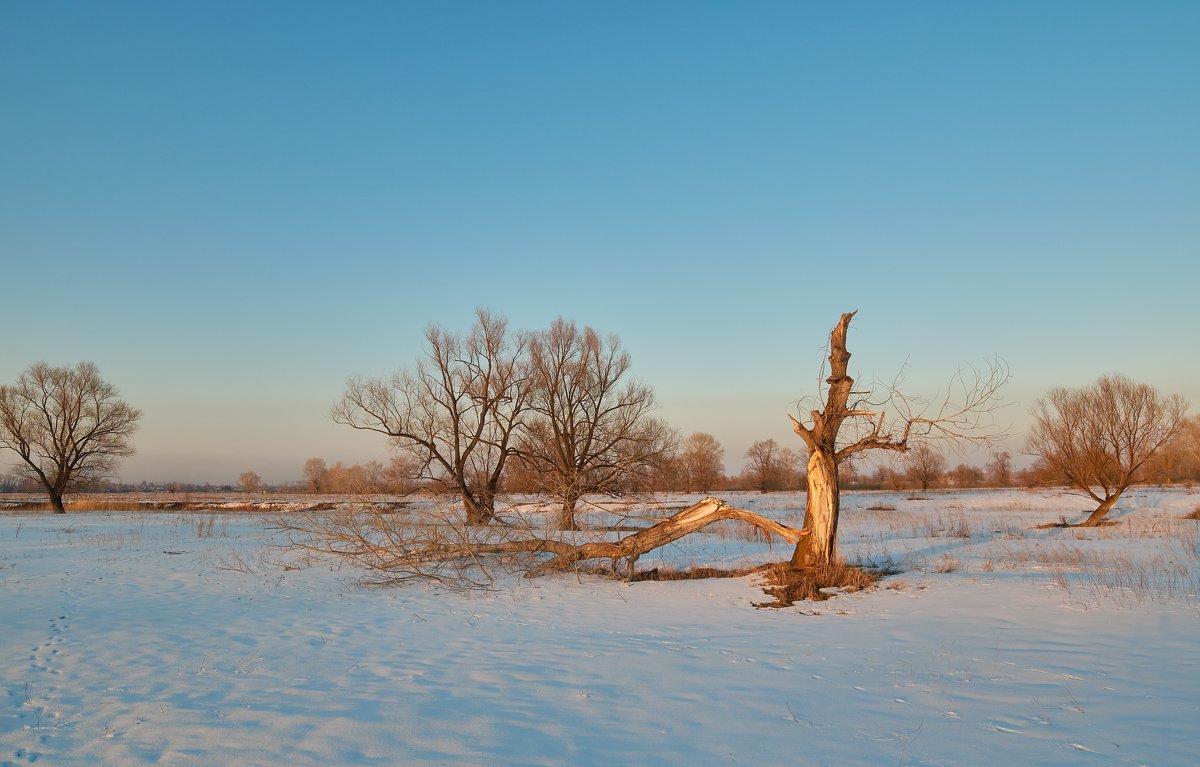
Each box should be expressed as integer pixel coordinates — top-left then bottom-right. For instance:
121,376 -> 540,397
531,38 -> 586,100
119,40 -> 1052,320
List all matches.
525,497 -> 808,578
279,497 -> 808,585
787,311 -> 1007,566
790,450 -> 838,566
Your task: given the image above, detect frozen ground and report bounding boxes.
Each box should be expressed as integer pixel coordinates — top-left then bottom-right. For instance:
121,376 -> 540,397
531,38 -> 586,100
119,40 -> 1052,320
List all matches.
1,489 -> 1198,766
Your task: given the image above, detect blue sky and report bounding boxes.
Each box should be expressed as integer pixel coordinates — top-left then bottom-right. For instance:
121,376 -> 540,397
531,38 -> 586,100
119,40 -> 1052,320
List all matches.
2,1 -> 1197,483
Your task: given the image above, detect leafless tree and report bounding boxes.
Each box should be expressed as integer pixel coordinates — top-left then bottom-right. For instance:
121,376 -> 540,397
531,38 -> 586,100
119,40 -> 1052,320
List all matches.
788,311 -> 1008,566
1026,374 -> 1188,526
0,362 -> 142,513
678,432 -> 725,492
778,447 -> 807,491
303,457 -> 328,493
949,462 -> 984,488
521,318 -> 676,530
986,450 -> 1013,487
333,310 -> 531,524
239,471 -> 264,493
745,439 -> 783,493
904,443 -> 947,491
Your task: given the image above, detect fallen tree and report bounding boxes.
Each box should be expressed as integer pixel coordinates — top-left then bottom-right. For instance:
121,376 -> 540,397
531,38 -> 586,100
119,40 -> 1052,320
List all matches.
274,497 -> 808,586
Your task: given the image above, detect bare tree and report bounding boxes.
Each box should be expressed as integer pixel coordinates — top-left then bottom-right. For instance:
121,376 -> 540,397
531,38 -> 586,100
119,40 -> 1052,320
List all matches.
1026,374 -> 1188,526
985,450 -> 1013,487
303,457 -> 328,493
904,443 -> 947,491
333,310 -> 531,525
949,462 -> 984,488
0,362 -> 142,513
745,439 -> 783,493
788,312 -> 1008,566
678,432 -> 725,492
239,471 -> 264,493
778,447 -> 806,491
521,318 -> 676,530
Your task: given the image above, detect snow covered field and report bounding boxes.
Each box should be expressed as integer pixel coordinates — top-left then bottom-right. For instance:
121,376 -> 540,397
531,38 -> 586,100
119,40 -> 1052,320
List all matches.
2,489 -> 1198,766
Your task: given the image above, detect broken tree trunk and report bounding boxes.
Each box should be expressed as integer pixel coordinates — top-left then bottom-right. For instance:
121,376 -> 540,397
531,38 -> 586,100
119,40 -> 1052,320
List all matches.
790,450 -> 839,567
278,497 -> 809,586
453,497 -> 808,580
530,497 -> 808,578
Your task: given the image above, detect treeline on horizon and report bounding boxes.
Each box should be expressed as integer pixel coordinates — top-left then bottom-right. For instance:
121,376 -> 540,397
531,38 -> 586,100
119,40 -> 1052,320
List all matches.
5,430 -> 1199,497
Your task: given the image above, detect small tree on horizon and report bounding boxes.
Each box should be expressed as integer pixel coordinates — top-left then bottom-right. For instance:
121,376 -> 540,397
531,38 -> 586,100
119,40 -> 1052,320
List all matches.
239,471 -> 265,494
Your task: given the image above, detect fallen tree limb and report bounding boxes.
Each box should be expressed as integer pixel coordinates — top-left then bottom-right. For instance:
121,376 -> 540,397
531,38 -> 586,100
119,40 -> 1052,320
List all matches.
275,497 -> 808,585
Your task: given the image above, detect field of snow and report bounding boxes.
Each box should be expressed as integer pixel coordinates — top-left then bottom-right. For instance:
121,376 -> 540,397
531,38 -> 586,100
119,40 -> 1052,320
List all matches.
2,489 -> 1198,766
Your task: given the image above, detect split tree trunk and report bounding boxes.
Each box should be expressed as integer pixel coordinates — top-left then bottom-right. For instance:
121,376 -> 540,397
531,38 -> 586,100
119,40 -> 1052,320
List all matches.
48,488 -> 66,514
790,450 -> 838,567
490,497 -> 807,579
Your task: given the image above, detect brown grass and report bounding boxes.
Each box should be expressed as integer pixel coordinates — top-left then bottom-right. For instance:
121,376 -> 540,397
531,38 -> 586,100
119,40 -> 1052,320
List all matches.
1185,505 -> 1200,521
754,561 -> 886,608
631,564 -> 760,581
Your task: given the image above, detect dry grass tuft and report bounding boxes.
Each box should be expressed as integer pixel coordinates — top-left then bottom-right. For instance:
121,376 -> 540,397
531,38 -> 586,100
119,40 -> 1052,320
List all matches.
754,561 -> 887,608
1185,505 -> 1200,521
931,554 -> 962,573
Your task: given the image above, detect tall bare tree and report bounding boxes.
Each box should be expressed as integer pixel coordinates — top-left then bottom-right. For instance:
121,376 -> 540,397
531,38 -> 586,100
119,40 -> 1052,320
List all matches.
0,362 -> 142,513
678,432 -> 725,492
1026,374 -> 1188,526
333,310 -> 531,524
788,312 -> 1007,566
522,318 -> 676,530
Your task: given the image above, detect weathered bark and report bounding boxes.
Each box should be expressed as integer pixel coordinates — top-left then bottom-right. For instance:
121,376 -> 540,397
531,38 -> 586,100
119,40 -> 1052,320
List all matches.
1079,494 -> 1120,527
790,450 -> 838,566
522,497 -> 808,579
49,489 -> 66,514
559,497 -> 580,532
461,494 -> 495,526
787,312 -> 863,566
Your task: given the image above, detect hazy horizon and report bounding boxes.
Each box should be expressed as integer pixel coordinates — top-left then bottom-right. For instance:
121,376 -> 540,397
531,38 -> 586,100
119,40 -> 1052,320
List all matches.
3,3 -> 1197,484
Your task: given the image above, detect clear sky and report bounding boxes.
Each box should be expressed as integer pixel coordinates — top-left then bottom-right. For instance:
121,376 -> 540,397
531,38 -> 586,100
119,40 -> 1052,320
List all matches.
2,1 -> 1198,484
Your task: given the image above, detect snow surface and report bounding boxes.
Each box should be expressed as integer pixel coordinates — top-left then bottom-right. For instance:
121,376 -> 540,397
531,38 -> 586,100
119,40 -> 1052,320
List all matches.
2,489 -> 1198,766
